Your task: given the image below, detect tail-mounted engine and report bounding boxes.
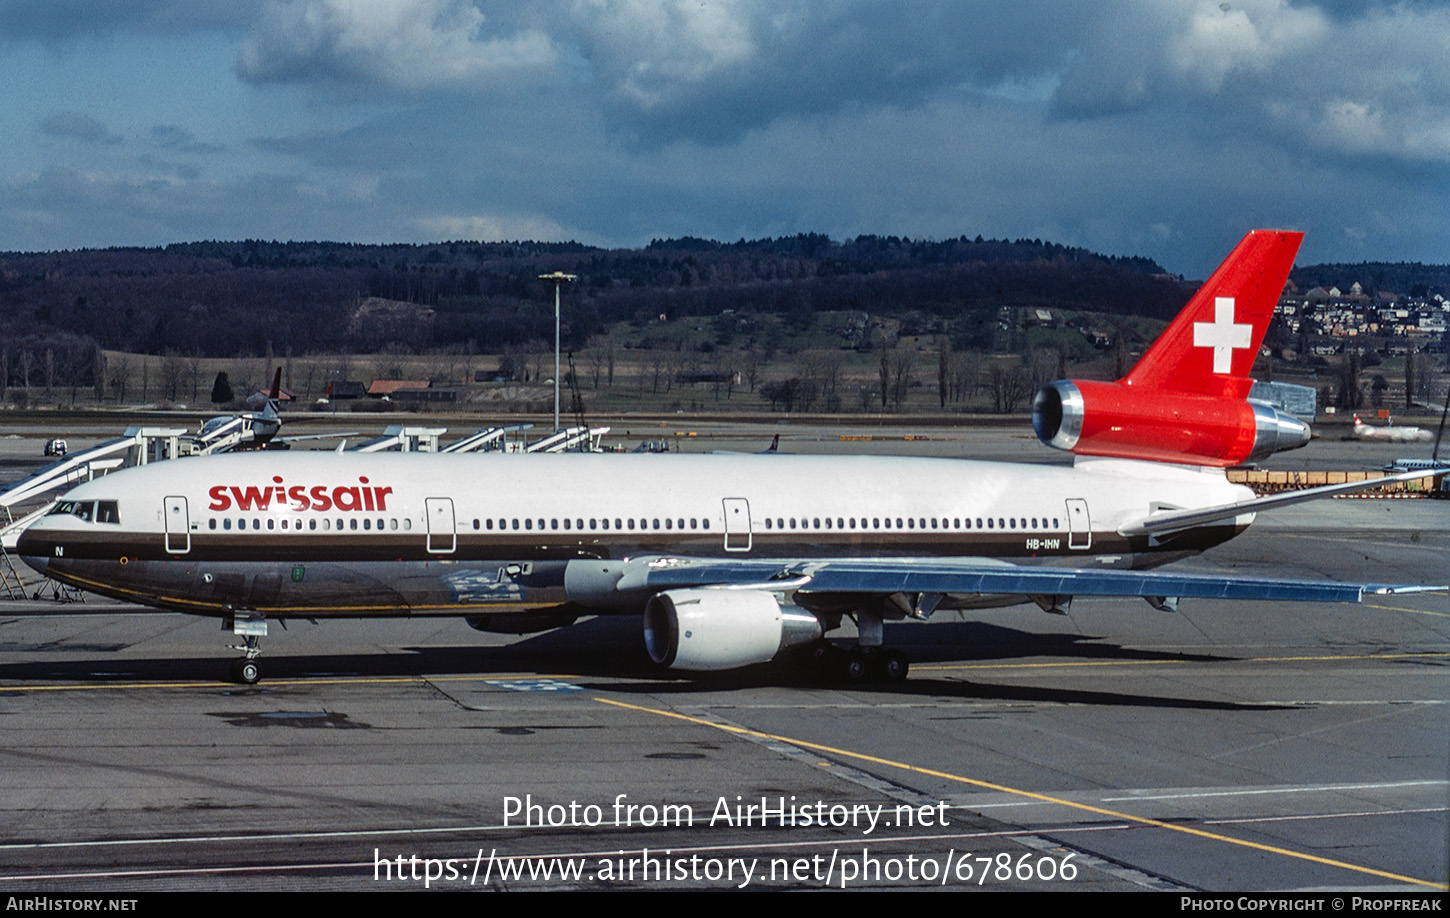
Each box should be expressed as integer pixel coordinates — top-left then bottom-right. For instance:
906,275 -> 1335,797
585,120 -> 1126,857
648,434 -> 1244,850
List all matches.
1033,379 -> 1310,467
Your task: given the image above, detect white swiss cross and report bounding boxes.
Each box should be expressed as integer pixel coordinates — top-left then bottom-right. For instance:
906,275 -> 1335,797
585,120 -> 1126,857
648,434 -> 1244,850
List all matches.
1193,296 -> 1252,374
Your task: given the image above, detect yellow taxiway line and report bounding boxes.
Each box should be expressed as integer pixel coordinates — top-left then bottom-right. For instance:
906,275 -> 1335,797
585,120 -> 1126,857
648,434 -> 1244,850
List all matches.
595,696 -> 1448,891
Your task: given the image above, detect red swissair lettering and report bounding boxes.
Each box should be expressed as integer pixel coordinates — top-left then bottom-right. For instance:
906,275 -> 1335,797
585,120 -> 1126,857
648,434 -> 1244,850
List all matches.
207,476 -> 393,513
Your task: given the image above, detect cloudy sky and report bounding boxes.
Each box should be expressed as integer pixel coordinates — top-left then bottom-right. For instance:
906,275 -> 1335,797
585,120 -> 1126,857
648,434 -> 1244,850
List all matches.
1,0 -> 1446,276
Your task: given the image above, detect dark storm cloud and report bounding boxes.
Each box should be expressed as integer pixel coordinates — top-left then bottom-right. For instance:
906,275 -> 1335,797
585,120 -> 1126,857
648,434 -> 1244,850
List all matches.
1,0 -> 1445,271
558,1 -> 1089,145
235,0 -> 558,90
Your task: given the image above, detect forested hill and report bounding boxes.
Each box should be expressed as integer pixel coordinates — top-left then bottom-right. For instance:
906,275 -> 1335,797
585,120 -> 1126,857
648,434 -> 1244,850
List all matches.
1287,262 -> 1450,299
0,233 -> 1185,360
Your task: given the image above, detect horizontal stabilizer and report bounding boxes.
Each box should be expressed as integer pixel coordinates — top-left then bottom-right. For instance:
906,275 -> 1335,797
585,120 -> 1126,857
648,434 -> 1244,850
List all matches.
1118,468 -> 1442,537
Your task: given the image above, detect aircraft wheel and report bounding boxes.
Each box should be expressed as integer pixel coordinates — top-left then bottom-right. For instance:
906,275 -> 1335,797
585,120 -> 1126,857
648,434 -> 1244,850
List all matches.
880,650 -> 909,683
232,658 -> 261,685
841,650 -> 871,684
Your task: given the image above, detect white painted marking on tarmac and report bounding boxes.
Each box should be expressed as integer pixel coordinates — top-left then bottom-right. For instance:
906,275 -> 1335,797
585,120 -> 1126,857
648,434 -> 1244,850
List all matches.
1204,807 -> 1448,827
1100,780 -> 1447,802
484,678 -> 581,692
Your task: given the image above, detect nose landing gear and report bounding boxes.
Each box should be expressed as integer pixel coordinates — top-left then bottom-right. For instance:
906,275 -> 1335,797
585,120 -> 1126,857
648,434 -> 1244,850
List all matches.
223,611 -> 266,685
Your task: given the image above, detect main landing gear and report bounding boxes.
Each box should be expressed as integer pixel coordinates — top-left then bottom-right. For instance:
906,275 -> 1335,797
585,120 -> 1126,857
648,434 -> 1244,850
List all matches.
795,599 -> 910,684
224,611 -> 267,685
800,642 -> 909,684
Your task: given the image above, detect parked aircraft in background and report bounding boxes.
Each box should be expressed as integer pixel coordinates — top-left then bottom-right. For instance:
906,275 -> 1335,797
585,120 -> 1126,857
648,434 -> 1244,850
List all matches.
1350,415 -> 1433,443
17,231 -> 1441,684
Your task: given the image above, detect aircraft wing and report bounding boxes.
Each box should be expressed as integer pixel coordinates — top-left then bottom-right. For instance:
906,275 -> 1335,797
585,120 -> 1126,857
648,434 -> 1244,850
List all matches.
621,556 -> 1443,604
1117,468 -> 1442,537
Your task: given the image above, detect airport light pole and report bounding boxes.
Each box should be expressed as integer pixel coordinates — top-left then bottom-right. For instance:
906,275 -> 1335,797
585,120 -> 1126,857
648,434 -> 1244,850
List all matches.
539,271 -> 577,431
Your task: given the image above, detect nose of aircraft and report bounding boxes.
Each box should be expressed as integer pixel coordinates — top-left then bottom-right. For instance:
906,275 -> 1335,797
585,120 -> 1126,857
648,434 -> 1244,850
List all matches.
13,529 -> 50,574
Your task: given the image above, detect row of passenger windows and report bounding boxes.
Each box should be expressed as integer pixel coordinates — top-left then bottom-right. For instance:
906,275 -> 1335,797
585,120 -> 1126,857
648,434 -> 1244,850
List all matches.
208,517 -> 413,532
762,516 -> 1061,531
472,517 -> 712,532
202,513 -> 1062,534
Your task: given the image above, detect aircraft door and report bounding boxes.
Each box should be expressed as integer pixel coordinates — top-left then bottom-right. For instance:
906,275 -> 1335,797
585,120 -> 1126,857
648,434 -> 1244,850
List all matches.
426,497 -> 456,554
1065,498 -> 1091,550
722,498 -> 752,552
164,495 -> 190,554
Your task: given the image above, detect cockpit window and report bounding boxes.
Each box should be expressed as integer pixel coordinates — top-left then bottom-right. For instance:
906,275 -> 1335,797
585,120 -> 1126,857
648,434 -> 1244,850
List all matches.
46,500 -> 120,524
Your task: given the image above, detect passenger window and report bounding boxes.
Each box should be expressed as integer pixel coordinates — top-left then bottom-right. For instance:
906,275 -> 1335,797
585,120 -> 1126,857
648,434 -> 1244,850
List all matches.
208,519 -> 216,530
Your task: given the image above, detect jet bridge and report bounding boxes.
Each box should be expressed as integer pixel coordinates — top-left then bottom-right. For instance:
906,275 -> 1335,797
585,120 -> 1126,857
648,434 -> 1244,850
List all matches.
441,424 -> 533,453
524,426 -> 611,453
1,427 -> 189,515
1,427 -> 190,594
348,426 -> 448,453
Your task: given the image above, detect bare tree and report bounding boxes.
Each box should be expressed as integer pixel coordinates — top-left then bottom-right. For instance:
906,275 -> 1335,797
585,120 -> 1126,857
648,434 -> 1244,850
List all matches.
887,349 -> 915,410
985,359 -> 1032,413
108,354 -> 131,404
188,355 -> 204,404
160,350 -> 186,402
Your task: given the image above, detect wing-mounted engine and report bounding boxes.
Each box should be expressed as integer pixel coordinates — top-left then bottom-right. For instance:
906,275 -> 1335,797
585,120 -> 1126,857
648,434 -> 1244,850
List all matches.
643,589 -> 823,671
1033,380 -> 1309,467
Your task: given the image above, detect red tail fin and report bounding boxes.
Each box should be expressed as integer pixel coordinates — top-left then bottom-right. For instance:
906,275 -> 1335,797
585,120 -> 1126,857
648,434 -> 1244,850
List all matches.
268,367 -> 282,401
1121,230 -> 1302,398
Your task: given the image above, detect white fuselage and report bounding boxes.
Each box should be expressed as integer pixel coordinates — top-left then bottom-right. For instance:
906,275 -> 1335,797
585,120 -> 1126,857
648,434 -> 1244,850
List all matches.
18,451 -> 1253,617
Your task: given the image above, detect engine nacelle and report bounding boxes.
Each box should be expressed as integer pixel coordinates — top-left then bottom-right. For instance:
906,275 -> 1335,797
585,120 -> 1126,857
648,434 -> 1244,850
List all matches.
1033,379 -> 1310,467
643,589 -> 823,671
